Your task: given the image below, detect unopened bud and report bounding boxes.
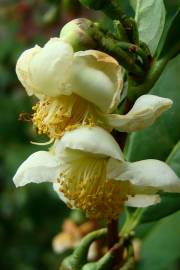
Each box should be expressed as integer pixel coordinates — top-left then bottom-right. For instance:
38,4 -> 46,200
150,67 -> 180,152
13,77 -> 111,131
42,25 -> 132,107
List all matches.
60,229 -> 107,270
60,18 -> 96,51
60,255 -> 74,270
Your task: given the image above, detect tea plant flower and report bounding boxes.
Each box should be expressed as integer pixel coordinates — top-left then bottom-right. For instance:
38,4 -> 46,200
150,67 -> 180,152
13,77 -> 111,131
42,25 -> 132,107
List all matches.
16,38 -> 172,139
13,126 -> 180,220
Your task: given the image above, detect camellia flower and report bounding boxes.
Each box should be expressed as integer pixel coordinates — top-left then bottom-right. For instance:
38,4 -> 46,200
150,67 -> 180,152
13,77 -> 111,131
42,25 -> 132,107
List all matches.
16,38 -> 172,139
13,126 -> 180,221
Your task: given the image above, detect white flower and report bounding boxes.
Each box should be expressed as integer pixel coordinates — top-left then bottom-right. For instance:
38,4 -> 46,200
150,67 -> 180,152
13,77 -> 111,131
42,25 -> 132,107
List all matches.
16,37 -> 172,139
13,126 -> 180,220
16,38 -> 122,112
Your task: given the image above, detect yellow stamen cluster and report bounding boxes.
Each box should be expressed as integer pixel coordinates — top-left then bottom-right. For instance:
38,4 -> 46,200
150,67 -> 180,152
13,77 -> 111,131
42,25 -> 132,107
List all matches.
32,94 -> 95,139
58,154 -> 130,220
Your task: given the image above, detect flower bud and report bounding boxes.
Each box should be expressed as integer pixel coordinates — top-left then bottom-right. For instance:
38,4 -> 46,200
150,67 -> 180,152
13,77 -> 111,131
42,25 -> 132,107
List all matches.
60,229 -> 107,270
79,0 -> 108,10
60,255 -> 74,270
60,18 -> 96,51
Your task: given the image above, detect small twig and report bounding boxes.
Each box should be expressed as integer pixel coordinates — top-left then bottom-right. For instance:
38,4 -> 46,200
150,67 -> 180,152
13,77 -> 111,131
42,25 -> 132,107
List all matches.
103,0 -> 139,44
119,257 -> 135,270
113,20 -> 129,42
107,219 -> 119,249
113,41 -> 150,70
89,25 -> 145,78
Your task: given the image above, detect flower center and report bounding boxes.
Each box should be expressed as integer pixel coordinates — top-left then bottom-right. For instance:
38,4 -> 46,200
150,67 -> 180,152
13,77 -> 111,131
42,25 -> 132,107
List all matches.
58,151 -> 129,220
32,94 -> 95,139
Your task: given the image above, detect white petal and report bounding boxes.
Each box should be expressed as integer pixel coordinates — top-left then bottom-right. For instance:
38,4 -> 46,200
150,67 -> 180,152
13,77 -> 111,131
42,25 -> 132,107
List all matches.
54,126 -> 124,161
13,151 -> 59,187
69,50 -> 123,112
16,45 -> 41,95
110,159 -> 180,192
101,94 -> 173,132
29,38 -> 74,96
53,183 -> 75,208
125,194 -> 161,207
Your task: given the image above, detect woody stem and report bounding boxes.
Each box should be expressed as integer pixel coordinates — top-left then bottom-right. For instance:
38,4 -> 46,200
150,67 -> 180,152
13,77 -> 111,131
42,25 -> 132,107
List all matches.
107,219 -> 119,249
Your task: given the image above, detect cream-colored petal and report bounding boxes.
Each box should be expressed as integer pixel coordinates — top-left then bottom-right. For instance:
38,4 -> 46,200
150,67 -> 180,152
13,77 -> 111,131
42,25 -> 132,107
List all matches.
53,183 -> 69,204
109,159 -> 180,192
29,38 -> 74,96
13,151 -> 59,187
100,94 -> 173,132
125,194 -> 161,207
54,126 -> 124,161
69,50 -> 123,113
53,183 -> 74,207
16,45 -> 41,95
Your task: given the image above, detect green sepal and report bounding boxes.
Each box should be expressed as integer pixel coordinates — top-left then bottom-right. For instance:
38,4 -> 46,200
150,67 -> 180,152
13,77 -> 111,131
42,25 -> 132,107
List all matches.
60,255 -> 74,270
60,229 -> 107,270
60,18 -> 96,51
82,242 -> 123,270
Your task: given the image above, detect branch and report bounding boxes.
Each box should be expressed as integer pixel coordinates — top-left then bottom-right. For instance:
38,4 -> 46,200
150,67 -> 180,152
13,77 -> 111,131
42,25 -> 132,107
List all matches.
128,46 -> 179,101
103,0 -> 139,44
119,257 -> 135,270
89,25 -> 145,78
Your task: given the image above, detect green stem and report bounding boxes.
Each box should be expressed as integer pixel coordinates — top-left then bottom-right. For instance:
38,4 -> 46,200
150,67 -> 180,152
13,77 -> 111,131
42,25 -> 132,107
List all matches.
90,25 -> 145,77
103,0 -> 139,44
128,53 -> 175,101
127,59 -> 163,100
97,241 -> 123,270
120,208 -> 144,236
72,228 -> 107,270
120,257 -> 135,270
140,41 -> 152,57
107,219 -> 119,248
114,41 -> 150,69
113,20 -> 129,42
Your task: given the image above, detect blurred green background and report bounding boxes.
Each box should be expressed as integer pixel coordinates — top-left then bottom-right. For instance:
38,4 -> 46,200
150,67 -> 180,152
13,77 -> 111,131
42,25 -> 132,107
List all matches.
0,1 -> 179,270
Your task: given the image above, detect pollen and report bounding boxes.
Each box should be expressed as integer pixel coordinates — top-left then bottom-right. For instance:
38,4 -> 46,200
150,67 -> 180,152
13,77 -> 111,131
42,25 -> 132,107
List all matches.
58,154 -> 131,221
32,94 -> 95,139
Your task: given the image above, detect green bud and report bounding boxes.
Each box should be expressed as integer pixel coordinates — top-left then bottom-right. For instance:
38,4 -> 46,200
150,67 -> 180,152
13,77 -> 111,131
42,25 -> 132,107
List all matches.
60,18 -> 96,51
60,255 -> 74,270
82,262 -> 97,270
79,0 -> 108,10
82,253 -> 115,270
60,229 -> 107,270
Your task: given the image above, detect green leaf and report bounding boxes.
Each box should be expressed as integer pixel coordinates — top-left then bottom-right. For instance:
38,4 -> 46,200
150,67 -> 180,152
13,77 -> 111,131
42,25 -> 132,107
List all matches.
135,0 -> 166,54
139,140 -> 180,223
135,212 -> 180,270
140,193 -> 180,224
125,55 -> 180,162
157,8 -> 180,59
130,0 -> 137,10
166,140 -> 180,177
125,56 -> 180,223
